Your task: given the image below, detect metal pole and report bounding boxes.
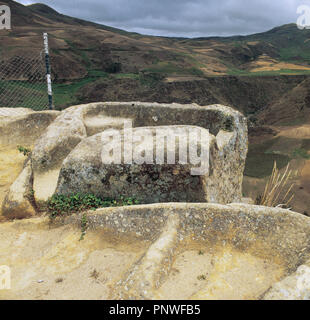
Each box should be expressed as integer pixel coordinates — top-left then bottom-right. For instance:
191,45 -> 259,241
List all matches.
43,32 -> 53,110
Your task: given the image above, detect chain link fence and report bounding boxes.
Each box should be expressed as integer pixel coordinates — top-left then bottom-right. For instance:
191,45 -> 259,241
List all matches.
0,50 -> 49,111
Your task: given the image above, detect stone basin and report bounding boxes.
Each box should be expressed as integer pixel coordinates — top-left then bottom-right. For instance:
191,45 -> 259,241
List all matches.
1,203 -> 309,300
0,102 -> 248,218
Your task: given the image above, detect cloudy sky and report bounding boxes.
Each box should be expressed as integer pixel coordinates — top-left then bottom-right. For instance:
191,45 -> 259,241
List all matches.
16,0 -> 306,37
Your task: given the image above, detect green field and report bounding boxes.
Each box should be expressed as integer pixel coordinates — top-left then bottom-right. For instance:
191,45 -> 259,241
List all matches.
0,71 -> 109,110
143,62 -> 204,76
244,137 -> 291,178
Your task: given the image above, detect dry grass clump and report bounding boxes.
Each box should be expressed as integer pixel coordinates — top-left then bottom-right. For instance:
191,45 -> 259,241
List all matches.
258,162 -> 295,208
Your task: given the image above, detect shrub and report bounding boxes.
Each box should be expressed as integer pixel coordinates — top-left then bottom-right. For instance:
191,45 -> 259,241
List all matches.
17,145 -> 31,156
47,193 -> 139,220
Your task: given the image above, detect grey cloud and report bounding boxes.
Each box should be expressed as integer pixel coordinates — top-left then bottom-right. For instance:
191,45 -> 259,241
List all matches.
17,0 -> 304,37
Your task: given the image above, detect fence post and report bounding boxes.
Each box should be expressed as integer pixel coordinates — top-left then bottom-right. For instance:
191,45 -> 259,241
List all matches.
43,32 -> 53,110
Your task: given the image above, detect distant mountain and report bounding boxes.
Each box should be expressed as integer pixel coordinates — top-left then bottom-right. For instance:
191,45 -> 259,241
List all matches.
0,0 -> 310,125
27,2 -> 137,36
1,0 -> 310,79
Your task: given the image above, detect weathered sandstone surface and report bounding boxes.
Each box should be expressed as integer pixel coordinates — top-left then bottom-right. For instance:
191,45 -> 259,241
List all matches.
0,203 -> 310,300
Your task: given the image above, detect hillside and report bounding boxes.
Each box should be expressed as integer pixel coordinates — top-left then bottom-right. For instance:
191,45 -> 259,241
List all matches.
1,1 -> 310,80
0,1 -> 309,123
0,1 -> 309,119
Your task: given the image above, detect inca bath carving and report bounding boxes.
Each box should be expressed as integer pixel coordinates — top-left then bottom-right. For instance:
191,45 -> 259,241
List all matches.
1,102 -> 248,217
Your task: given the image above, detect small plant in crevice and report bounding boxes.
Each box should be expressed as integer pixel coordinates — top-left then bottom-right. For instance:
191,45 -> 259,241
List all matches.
79,213 -> 88,241
17,145 -> 31,157
25,188 -> 35,202
25,188 -> 38,211
47,193 -> 139,221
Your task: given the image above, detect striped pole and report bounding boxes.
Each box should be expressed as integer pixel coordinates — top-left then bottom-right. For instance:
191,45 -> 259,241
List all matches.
43,33 -> 53,110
